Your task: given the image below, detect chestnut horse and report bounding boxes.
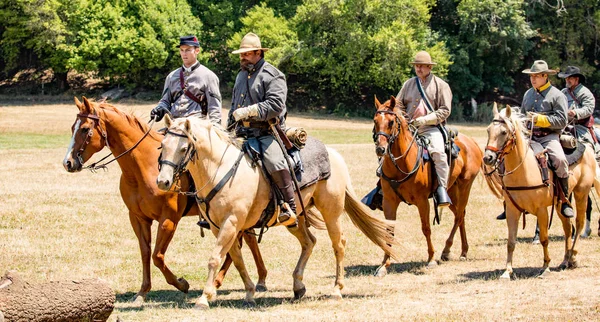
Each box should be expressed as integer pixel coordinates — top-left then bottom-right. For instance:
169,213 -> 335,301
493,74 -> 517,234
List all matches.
156,115 -> 400,309
372,97 -> 482,276
483,104 -> 600,278
62,97 -> 267,303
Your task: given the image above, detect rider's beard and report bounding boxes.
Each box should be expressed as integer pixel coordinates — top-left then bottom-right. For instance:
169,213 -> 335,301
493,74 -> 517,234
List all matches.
241,59 -> 254,71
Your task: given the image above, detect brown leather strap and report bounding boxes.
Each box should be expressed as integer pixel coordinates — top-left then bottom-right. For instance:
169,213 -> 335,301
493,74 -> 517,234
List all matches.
179,68 -> 207,114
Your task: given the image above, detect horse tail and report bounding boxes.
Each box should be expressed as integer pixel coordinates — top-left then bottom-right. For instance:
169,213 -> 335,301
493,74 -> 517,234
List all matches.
344,188 -> 401,261
305,207 -> 327,230
481,164 -> 503,200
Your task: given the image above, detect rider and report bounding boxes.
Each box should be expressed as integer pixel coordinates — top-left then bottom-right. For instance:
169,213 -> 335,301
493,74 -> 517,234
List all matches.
522,60 -> 574,218
228,32 -> 297,225
151,35 -> 223,229
558,66 -> 599,160
364,51 -> 453,209
151,35 -> 222,124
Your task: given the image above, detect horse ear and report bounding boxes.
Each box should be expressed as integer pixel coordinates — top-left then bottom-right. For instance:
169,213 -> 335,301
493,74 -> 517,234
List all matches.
81,96 -> 94,114
184,119 -> 192,135
74,97 -> 83,111
164,114 -> 172,128
389,96 -> 396,108
505,104 -> 512,118
374,95 -> 381,109
492,102 -> 499,117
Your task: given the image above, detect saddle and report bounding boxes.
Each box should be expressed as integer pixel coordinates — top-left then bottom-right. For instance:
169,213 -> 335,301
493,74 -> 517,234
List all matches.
243,136 -> 331,229
421,125 -> 461,162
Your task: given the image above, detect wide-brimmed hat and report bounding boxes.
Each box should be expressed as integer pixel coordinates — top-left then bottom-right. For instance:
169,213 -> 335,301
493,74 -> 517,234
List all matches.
558,65 -> 586,83
410,51 -> 436,65
231,33 -> 270,54
522,60 -> 557,75
177,35 -> 199,48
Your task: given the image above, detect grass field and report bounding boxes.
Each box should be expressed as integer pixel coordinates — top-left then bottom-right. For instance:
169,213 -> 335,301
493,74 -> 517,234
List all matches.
1,100 -> 600,321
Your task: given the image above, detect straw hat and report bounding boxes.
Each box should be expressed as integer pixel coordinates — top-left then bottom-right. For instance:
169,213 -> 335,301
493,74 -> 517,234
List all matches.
231,32 -> 270,54
522,60 -> 557,75
410,51 -> 436,65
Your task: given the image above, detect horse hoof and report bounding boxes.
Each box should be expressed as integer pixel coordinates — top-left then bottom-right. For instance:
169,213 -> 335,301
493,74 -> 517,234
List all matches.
532,239 -> 540,245
426,260 -> 438,268
255,283 -> 268,292
243,299 -> 256,308
582,228 -> 592,238
499,271 -> 511,280
459,256 -> 467,261
330,289 -> 342,300
374,265 -> 387,278
195,297 -> 210,310
293,287 -> 306,300
131,295 -> 145,306
558,262 -> 568,271
538,268 -> 550,278
178,277 -> 190,293
440,254 -> 450,262
569,261 -> 578,269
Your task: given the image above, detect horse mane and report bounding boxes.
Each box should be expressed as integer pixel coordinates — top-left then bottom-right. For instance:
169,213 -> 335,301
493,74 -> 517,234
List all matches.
183,117 -> 243,149
500,107 -> 530,140
96,102 -> 162,141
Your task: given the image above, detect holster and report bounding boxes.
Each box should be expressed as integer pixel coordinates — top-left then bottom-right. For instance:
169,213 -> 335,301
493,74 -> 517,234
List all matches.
535,150 -> 550,186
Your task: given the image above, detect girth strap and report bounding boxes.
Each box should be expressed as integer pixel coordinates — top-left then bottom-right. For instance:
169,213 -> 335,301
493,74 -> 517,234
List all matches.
196,151 -> 245,229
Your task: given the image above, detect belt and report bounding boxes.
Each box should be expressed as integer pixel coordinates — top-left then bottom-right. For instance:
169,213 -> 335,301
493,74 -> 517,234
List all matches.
532,128 -> 553,137
242,121 -> 270,129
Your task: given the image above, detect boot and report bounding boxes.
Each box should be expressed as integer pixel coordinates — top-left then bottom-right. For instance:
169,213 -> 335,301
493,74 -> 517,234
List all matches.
361,182 -> 383,211
559,177 -> 574,218
435,186 -> 451,207
271,169 -> 298,226
496,202 -> 506,220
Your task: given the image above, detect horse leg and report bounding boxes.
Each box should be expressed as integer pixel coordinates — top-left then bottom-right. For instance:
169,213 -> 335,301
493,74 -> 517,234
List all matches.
534,209 -> 551,278
568,192 -> 588,268
153,217 -> 189,293
443,184 -> 472,261
214,234 -> 241,289
285,216 -> 317,300
319,202 -> 347,300
375,196 -> 399,277
558,203 -> 574,270
441,204 -> 462,261
195,217 -> 240,310
226,235 -> 257,307
582,195 -> 592,238
128,213 -> 152,303
242,231 -> 268,292
501,206 -> 519,280
416,200 -> 436,267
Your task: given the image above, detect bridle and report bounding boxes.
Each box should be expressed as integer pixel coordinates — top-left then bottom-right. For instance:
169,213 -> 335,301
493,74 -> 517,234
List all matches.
74,112 -> 156,171
484,116 -> 532,177
158,129 -> 197,183
373,109 -> 421,177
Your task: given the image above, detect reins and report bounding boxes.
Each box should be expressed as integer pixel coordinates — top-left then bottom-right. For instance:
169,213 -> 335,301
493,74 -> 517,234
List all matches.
374,110 -> 422,178
80,112 -> 156,171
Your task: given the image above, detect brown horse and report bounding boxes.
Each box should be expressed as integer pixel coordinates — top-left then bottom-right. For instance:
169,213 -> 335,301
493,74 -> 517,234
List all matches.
483,104 -> 600,278
372,97 -> 482,276
156,115 -> 400,309
62,97 -> 268,303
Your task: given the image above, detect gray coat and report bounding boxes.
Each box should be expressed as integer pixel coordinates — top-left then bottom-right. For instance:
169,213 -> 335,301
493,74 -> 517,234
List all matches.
561,84 -> 595,122
157,62 -> 222,124
522,84 -> 568,134
229,58 -> 288,130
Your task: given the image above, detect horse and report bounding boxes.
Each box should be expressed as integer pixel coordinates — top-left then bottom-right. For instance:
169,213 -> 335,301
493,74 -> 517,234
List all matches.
482,103 -> 600,278
155,115 -> 400,309
62,97 -> 268,303
372,96 -> 482,276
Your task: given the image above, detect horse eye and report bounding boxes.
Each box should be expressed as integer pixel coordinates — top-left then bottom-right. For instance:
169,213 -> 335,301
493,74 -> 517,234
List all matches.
389,120 -> 394,127
501,130 -> 507,136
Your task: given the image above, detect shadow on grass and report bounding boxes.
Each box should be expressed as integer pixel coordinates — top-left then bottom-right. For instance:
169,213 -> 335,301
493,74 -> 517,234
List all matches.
345,261 -> 427,277
115,289 -> 369,311
460,265 -> 569,281
478,234 -> 566,247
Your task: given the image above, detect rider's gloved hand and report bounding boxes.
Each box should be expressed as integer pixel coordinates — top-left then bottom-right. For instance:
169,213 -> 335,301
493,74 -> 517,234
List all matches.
232,104 -> 259,121
412,113 -> 438,127
151,106 -> 169,122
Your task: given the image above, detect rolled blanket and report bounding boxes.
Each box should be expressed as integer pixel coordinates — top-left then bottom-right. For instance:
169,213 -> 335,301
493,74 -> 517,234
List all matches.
286,127 -> 308,149
559,134 -> 577,149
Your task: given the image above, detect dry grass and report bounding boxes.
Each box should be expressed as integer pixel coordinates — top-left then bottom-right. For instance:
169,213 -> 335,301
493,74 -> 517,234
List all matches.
1,101 -> 600,321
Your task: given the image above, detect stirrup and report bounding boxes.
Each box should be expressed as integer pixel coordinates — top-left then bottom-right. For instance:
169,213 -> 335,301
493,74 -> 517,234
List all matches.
196,220 -> 210,229
277,203 -> 297,227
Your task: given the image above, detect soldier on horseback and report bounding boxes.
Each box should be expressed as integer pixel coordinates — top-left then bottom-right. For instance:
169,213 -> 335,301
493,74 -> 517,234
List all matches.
228,32 -> 297,225
522,60 -> 574,218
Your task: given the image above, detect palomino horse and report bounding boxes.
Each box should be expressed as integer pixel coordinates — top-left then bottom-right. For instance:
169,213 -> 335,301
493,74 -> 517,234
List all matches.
156,115 -> 400,309
483,104 -> 600,278
372,97 -> 482,276
62,97 -> 268,302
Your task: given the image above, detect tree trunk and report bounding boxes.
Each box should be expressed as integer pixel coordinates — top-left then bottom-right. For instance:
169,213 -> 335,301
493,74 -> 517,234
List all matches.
54,71 -> 70,91
0,271 -> 114,322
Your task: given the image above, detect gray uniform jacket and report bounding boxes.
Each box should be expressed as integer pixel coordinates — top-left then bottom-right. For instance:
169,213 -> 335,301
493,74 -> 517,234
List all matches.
561,84 -> 595,122
157,62 -> 222,124
522,84 -> 568,134
229,58 -> 288,131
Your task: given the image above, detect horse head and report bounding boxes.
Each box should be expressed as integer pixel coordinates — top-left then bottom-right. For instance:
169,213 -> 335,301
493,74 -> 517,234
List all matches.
63,97 -> 108,172
373,96 -> 407,157
156,115 -> 198,191
483,102 -> 519,166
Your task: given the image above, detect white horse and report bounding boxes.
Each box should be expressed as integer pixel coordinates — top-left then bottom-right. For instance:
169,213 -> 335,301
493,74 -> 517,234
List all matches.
156,115 -> 400,309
